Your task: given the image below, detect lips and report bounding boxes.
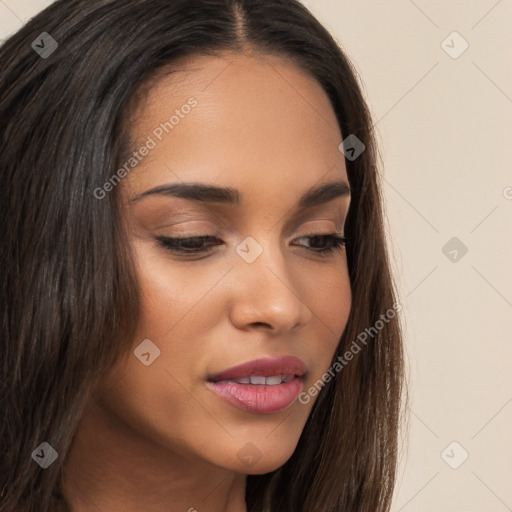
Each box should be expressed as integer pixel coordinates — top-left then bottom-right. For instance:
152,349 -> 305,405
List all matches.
205,356 -> 307,414
206,355 -> 307,382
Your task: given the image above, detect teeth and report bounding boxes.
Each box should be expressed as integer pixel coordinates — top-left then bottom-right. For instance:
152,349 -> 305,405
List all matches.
264,375 -> 282,386
250,376 -> 267,385
233,377 -> 250,384
226,375 -> 294,385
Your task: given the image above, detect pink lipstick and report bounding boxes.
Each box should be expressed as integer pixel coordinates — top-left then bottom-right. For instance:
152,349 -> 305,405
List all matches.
205,356 -> 306,414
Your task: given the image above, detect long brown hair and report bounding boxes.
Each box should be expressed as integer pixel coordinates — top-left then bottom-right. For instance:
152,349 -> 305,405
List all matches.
0,1 -> 407,510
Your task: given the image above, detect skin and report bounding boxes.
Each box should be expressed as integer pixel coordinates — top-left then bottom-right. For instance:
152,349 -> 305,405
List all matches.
63,50 -> 352,512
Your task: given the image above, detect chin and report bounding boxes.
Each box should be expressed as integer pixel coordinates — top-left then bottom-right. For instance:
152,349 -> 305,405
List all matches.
222,440 -> 299,475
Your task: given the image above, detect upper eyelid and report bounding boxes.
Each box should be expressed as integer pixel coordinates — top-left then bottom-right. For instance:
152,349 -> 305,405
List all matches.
154,220 -> 344,238
142,207 -> 346,233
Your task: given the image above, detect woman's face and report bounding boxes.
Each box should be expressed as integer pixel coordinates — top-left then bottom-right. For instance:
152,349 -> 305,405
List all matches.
100,51 -> 351,474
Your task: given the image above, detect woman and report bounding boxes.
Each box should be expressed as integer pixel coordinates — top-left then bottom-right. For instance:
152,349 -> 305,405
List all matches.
0,0 -> 407,511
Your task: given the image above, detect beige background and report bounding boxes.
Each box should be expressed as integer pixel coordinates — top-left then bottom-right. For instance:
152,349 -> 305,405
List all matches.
1,0 -> 511,510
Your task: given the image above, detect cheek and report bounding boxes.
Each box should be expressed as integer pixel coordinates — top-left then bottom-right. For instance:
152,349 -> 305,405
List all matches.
133,244 -> 233,340
316,265 -> 351,329
301,261 -> 352,373
94,257 -> 225,459
96,357 -> 216,466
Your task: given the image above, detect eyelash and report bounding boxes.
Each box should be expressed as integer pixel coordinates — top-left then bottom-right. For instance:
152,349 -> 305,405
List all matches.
156,233 -> 347,257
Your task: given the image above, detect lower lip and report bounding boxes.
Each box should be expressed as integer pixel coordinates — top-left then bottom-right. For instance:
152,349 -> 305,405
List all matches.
206,377 -> 303,414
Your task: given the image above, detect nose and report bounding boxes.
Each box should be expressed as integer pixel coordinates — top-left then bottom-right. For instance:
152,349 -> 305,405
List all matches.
228,244 -> 313,334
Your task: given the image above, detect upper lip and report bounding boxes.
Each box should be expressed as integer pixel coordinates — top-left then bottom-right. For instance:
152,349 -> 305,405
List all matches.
207,356 -> 307,382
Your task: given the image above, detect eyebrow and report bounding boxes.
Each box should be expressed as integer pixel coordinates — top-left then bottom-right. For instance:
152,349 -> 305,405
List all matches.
132,179 -> 351,208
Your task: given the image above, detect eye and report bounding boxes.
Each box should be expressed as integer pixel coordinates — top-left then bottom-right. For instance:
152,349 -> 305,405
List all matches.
156,233 -> 347,257
156,235 -> 222,254
292,233 -> 347,255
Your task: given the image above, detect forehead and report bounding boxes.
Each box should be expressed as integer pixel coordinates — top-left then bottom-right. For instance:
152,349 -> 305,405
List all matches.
122,51 -> 348,203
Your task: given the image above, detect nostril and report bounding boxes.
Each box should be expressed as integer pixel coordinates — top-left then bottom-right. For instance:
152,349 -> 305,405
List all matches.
249,322 -> 271,328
